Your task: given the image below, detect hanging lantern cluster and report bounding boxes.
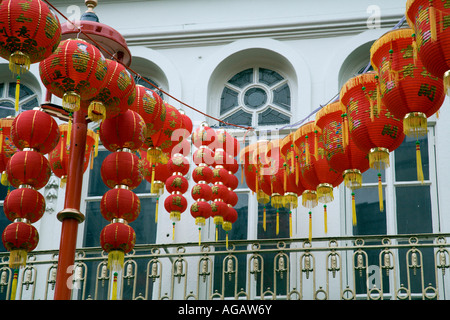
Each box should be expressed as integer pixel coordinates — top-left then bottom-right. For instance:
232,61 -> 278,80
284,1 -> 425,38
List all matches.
164,152 -> 190,241
0,0 -> 61,112
98,109 -> 146,273
214,130 -> 240,247
2,110 -> 59,271
370,27 -> 445,182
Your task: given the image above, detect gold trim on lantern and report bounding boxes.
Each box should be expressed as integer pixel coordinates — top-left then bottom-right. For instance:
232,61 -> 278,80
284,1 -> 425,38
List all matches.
9,51 -> 30,75
343,169 -> 363,190
107,250 -> 125,271
88,101 -> 106,122
170,211 -> 181,222
62,92 -> 81,112
213,215 -> 223,225
222,221 -> 232,232
256,190 -> 270,205
271,193 -> 284,209
9,249 -> 28,269
317,183 -> 334,204
403,112 -> 427,138
369,147 -> 390,170
283,192 -> 298,209
302,190 -> 318,209
195,216 -> 206,226
147,147 -> 162,164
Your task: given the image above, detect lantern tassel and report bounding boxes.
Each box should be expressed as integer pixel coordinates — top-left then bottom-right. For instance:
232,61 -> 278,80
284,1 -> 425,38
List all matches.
60,176 -> 67,189
107,250 -> 124,271
276,209 -> 279,235
308,211 -> 312,242
352,192 -> 357,226
416,141 -> 424,184
215,225 -> 218,242
323,205 -> 327,234
173,223 -> 176,241
263,205 -> 266,231
9,249 -> 27,269
155,197 -> 159,223
88,101 -> 106,122
226,231 -> 229,249
150,164 -> 156,194
429,5 -> 437,42
378,173 -> 384,212
15,76 -> 20,112
10,269 -> 18,301
67,115 -> 72,147
305,137 -> 310,165
289,211 -> 292,238
314,131 -> 319,160
111,272 -> 118,300
198,227 -> 202,246
9,52 -> 30,75
241,164 -> 244,185
62,92 -> 81,112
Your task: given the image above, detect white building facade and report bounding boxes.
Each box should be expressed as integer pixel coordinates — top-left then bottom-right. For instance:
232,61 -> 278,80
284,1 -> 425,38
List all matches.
0,0 -> 449,300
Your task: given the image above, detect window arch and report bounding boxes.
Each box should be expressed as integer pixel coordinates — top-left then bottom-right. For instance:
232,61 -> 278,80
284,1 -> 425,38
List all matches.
220,67 -> 291,127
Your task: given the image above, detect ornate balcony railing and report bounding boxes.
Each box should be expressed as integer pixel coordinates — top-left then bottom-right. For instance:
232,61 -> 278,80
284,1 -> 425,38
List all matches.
1,233 -> 450,300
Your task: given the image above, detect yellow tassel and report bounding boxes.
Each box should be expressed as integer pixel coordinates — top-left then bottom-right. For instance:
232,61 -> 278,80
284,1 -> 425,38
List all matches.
155,197 -> 159,223
255,169 -> 259,195
323,205 -> 327,234
150,164 -> 156,194
290,145 -> 295,169
226,231 -> 229,249
172,222 -> 176,241
283,165 -> 287,191
111,272 -> 118,300
276,210 -> 279,235
107,250 -> 124,271
314,131 -> 319,160
15,76 -> 20,112
1,171 -> 8,186
94,132 -> 99,158
352,192 -> 357,226
289,211 -> 292,238
67,116 -> 72,147
378,173 -> 384,212
263,205 -> 266,231
90,147 -> 94,170
308,212 -> 312,242
403,112 -> 427,138
369,147 -> 390,171
416,141 -> 424,183
342,114 -> 349,148
198,227 -> 202,246
215,226 -> 218,242
429,5 -> 437,42
10,269 -> 18,301
60,176 -> 67,188
9,249 -> 27,269
241,164 -> 244,185
305,137 -> 310,165
9,51 -> 30,75
295,158 -> 299,185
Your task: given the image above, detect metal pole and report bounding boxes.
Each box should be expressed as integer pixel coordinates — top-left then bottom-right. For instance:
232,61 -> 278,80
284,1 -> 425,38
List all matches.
54,107 -> 88,300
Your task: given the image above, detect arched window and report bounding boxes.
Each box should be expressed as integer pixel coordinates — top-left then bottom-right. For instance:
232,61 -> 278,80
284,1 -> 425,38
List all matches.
0,81 -> 40,117
220,67 -> 291,127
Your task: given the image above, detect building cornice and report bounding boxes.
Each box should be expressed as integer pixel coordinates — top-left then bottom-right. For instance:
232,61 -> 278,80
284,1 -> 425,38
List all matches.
123,14 -> 405,49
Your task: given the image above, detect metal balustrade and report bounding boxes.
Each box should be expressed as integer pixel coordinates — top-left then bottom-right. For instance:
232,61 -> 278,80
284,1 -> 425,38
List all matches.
1,233 -> 450,300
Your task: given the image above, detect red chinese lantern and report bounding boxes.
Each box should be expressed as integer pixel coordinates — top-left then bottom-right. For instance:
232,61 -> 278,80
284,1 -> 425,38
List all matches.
3,187 -> 45,223
315,102 -> 370,226
191,182 -> 213,202
190,200 -> 212,245
167,153 -> 190,176
130,85 -> 166,163
164,193 -> 188,239
340,72 -> 405,211
11,109 -> 60,155
100,222 -> 136,271
100,151 -> 143,190
165,175 -> 189,194
210,199 -> 228,240
192,165 -> 213,184
406,0 -> 450,90
222,205 -> 238,248
100,188 -> 141,223
39,38 -> 108,114
87,58 -> 136,121
150,103 -> 184,163
99,109 -> 146,152
215,130 -> 240,158
193,147 -> 215,167
192,122 -> 217,149
370,27 -> 444,182
49,124 -> 96,187
2,221 -> 39,269
6,150 -> 51,190
0,0 -> 61,111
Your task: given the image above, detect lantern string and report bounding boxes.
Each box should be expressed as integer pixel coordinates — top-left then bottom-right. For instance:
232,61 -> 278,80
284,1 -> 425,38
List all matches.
42,0 -> 253,131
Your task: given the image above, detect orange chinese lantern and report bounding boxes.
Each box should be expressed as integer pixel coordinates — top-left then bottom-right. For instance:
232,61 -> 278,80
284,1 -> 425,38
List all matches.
39,39 -> 108,115
340,72 -> 405,211
6,150 -> 51,190
370,27 -> 445,182
100,151 -> 143,190
0,0 -> 61,111
100,188 -> 141,223
406,0 -> 450,90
